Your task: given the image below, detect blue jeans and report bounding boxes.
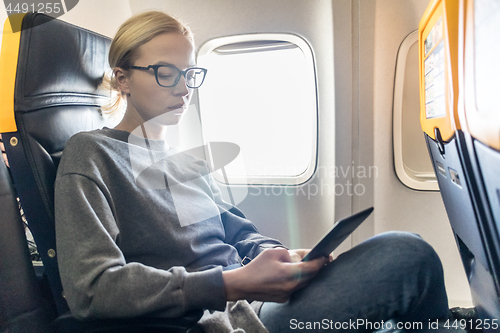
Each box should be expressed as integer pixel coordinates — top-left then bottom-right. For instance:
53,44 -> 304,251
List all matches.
259,232 -> 464,333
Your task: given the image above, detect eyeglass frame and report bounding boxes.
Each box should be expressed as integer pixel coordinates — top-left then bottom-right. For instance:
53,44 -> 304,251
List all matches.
130,64 -> 208,88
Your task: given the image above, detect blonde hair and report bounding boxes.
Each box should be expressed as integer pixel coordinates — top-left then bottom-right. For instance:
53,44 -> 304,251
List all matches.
100,11 -> 194,116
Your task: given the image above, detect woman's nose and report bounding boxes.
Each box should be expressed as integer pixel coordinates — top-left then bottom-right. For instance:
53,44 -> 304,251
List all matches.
174,75 -> 190,96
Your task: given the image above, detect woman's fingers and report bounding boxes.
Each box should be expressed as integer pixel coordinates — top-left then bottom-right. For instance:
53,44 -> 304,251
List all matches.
222,248 -> 328,303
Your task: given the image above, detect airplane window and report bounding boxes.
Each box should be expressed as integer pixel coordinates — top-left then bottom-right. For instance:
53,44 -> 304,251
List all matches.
393,31 -> 439,191
198,34 -> 317,185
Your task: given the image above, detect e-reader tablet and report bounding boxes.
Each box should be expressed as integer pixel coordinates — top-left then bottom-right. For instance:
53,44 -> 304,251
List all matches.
302,207 -> 374,261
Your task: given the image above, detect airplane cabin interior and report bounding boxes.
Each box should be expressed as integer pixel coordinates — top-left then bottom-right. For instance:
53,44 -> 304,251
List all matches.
0,0 -> 499,332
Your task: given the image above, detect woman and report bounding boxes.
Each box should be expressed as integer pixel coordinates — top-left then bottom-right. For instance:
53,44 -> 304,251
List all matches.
55,11 -> 463,333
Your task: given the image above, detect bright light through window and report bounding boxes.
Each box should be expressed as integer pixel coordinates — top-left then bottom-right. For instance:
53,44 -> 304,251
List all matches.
198,34 -> 317,185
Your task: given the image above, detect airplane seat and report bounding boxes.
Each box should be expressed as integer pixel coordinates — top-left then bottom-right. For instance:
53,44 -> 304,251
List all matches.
419,0 -> 500,326
457,0 -> 500,320
0,12 -> 202,332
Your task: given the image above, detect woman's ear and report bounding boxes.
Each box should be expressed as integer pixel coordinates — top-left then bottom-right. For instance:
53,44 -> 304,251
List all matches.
114,68 -> 130,95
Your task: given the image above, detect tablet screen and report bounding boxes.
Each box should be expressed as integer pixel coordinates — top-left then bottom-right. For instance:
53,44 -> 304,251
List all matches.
302,207 -> 374,261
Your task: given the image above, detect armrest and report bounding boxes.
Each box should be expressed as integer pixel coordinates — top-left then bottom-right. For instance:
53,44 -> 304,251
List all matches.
52,310 -> 204,333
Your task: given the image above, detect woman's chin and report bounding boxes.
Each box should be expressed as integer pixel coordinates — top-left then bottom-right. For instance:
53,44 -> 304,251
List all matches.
151,111 -> 185,127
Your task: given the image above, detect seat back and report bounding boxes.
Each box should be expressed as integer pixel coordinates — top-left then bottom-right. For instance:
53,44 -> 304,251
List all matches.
458,0 -> 500,315
0,12 -> 113,315
419,0 -> 500,323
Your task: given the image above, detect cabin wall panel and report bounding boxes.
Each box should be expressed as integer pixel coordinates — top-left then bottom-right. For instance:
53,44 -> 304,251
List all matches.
58,0 -> 132,38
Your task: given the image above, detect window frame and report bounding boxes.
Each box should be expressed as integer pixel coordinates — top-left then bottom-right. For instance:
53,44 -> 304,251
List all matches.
393,30 -> 439,191
197,33 -> 318,186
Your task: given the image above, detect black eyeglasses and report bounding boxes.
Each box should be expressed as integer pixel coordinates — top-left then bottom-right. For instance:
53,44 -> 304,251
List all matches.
130,64 -> 207,88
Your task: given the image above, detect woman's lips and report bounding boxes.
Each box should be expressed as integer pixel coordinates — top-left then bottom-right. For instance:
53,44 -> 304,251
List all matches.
167,104 -> 186,112
167,104 -> 187,114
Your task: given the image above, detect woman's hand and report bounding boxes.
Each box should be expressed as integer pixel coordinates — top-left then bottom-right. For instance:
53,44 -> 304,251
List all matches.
222,248 -> 327,303
288,249 -> 310,262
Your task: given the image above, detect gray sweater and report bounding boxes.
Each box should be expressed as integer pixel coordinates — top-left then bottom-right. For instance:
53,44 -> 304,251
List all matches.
54,128 -> 282,329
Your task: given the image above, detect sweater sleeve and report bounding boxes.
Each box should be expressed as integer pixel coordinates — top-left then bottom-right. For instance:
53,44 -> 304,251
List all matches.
206,173 -> 285,259
55,173 -> 227,320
